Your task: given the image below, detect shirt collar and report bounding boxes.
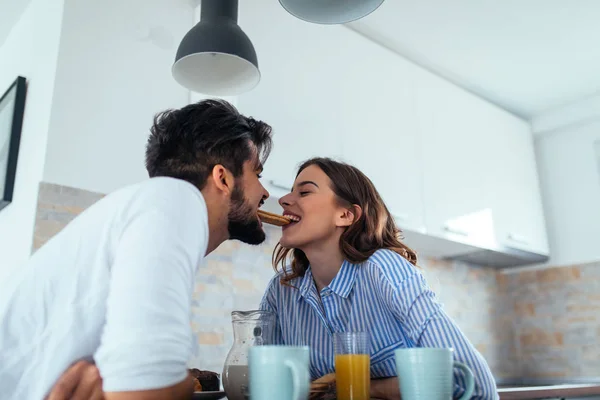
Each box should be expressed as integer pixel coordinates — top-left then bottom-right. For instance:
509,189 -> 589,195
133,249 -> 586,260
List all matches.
297,260 -> 359,300
298,267 -> 315,301
328,260 -> 359,298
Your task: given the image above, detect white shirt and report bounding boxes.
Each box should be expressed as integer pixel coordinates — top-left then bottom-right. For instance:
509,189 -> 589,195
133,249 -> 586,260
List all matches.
0,177 -> 209,400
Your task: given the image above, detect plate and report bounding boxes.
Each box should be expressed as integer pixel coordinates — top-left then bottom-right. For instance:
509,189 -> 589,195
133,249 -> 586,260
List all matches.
192,391 -> 226,400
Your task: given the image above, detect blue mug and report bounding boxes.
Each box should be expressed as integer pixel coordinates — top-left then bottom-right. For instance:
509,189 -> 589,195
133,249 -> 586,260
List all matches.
395,348 -> 474,400
249,345 -> 310,400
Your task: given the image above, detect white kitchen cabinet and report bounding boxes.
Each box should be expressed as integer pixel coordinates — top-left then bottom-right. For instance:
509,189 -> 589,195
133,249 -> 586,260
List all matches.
237,20 -> 352,197
238,13 -> 424,233
237,0 -> 549,262
337,38 -> 425,234
415,68 -> 498,249
237,63 -> 344,196
414,67 -> 549,256
486,112 -> 550,255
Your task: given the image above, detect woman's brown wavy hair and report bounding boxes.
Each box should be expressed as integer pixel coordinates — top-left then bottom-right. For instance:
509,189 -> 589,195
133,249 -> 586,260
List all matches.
273,157 -> 418,285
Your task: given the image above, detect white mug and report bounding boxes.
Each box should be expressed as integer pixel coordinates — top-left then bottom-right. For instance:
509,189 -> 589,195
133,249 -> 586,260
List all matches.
249,346 -> 310,400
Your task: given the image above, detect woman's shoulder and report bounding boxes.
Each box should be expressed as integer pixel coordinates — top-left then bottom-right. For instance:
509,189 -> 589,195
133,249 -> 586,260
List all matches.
265,267 -> 304,292
364,249 -> 420,284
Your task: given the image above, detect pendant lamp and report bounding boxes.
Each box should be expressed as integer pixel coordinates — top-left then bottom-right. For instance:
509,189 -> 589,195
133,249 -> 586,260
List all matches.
279,0 -> 385,24
172,0 -> 260,95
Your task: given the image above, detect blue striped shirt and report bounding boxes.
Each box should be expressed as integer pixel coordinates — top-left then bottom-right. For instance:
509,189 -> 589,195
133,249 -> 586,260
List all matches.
259,249 -> 498,399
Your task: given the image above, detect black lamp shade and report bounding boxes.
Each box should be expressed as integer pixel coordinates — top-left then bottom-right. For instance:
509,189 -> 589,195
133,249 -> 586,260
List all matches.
279,0 -> 385,24
172,0 -> 260,96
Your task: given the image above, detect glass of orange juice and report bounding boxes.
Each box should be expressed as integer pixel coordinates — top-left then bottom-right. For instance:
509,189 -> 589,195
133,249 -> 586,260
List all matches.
334,332 -> 370,400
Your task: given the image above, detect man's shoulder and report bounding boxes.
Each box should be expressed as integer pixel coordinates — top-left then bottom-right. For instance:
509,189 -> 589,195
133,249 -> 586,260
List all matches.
61,177 -> 208,246
133,177 -> 202,201
115,177 -> 206,216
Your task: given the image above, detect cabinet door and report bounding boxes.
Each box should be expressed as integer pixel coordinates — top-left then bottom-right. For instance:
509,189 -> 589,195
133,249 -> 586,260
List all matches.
415,68 -> 498,249
340,41 -> 425,233
487,114 -> 549,255
236,57 -> 345,194
236,21 -> 351,195
239,1 -> 424,233
415,67 -> 549,255
238,94 -> 344,196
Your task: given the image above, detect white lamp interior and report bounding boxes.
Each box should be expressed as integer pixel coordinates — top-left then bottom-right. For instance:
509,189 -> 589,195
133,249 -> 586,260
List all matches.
280,0 -> 384,24
173,52 -> 260,96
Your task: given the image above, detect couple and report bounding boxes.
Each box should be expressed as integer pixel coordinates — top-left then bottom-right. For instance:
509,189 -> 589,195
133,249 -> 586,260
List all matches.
0,100 -> 497,400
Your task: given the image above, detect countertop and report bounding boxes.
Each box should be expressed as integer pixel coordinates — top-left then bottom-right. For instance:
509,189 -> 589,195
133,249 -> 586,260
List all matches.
498,383 -> 600,399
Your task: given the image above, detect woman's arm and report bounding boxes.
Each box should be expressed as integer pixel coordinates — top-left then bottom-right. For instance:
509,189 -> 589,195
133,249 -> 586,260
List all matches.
371,377 -> 400,400
258,276 -> 285,345
376,254 -> 498,400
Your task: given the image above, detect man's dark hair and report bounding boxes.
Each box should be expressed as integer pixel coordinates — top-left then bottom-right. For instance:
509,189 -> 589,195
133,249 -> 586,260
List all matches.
145,99 -> 272,190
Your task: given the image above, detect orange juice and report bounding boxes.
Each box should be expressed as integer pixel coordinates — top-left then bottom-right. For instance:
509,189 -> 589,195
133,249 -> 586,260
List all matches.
335,354 -> 370,400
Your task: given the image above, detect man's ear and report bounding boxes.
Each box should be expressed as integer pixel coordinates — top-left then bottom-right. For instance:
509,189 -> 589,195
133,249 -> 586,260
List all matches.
336,204 -> 362,227
210,164 -> 235,195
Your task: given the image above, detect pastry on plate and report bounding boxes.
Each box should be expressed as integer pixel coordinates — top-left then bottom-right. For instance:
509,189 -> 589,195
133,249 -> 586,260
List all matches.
189,369 -> 220,392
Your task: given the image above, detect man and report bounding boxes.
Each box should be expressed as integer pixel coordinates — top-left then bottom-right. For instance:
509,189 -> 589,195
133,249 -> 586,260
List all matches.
0,100 -> 273,400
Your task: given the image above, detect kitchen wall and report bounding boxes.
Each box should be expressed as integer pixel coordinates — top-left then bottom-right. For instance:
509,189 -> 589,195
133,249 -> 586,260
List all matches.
36,182 -> 598,381
0,0 -> 194,285
515,54 -> 600,383
534,119 -> 600,267
502,263 -> 600,379
0,0 -> 64,282
532,94 -> 600,267
42,0 -> 192,195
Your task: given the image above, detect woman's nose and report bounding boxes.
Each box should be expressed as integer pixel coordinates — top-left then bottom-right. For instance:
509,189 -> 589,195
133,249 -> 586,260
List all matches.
279,193 -> 292,207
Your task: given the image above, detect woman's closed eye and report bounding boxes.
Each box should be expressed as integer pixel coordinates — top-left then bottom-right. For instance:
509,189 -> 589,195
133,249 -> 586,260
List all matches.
299,191 -> 311,196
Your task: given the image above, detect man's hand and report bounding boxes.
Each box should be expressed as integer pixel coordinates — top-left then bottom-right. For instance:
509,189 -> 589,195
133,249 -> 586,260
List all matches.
371,377 -> 401,400
47,360 -> 103,400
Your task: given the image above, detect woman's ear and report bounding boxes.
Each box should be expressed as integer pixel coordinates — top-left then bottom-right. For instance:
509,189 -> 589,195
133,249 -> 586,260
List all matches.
336,204 -> 363,227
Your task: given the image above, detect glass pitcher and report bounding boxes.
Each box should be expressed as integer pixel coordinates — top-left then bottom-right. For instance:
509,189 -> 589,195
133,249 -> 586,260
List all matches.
222,310 -> 276,400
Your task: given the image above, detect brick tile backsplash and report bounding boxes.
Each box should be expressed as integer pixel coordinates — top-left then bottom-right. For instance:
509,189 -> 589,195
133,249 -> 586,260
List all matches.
505,262 -> 600,379
32,182 -> 600,381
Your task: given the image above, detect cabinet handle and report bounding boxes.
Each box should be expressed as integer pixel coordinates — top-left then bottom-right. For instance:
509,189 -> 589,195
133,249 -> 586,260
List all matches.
443,225 -> 470,237
268,180 -> 292,192
508,233 -> 529,245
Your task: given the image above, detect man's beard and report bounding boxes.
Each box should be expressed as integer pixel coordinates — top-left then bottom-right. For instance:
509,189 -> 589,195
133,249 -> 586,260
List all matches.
227,185 -> 266,245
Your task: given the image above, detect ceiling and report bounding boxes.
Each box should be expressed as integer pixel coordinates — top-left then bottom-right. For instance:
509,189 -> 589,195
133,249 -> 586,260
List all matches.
348,0 -> 600,118
2,0 -> 600,118
0,0 -> 31,47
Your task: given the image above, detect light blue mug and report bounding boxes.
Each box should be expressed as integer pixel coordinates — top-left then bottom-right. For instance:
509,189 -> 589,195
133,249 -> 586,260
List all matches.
395,348 -> 475,400
249,345 -> 310,400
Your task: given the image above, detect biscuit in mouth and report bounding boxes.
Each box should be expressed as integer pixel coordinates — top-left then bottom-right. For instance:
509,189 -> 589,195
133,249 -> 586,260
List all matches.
257,210 -> 292,226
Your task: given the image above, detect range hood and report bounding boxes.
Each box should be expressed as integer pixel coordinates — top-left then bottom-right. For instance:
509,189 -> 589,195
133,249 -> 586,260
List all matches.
261,186 -> 549,269
401,229 -> 549,268
448,245 -> 549,268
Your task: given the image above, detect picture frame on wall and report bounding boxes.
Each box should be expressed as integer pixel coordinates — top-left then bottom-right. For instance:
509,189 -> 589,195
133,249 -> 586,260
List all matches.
0,76 -> 27,212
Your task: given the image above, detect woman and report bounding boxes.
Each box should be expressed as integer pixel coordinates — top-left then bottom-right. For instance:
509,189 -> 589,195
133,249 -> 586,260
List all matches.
260,158 -> 498,400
